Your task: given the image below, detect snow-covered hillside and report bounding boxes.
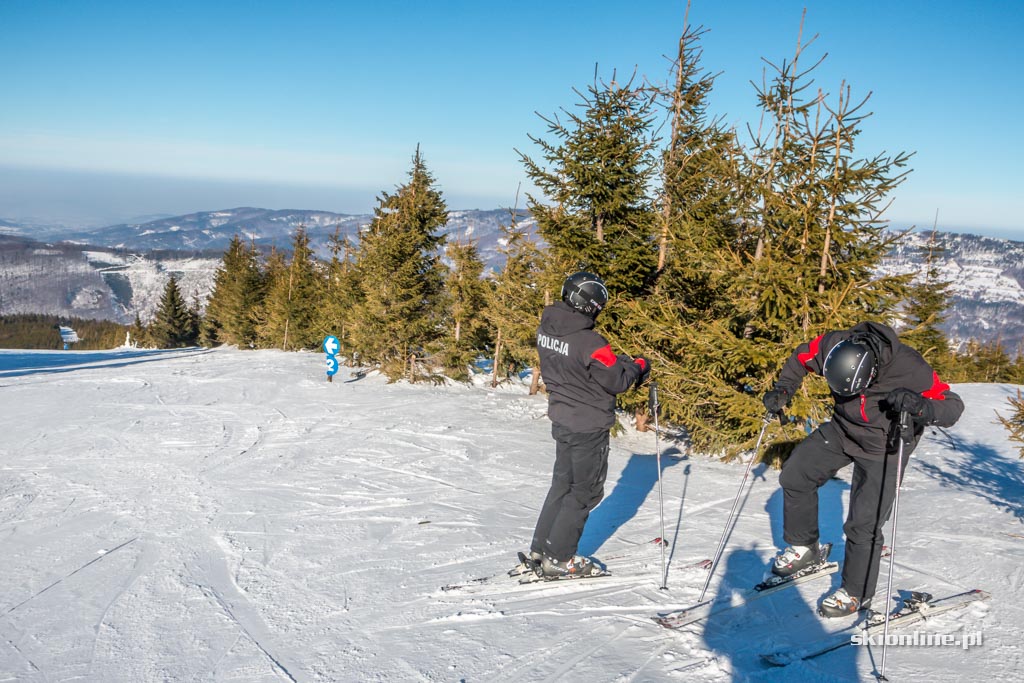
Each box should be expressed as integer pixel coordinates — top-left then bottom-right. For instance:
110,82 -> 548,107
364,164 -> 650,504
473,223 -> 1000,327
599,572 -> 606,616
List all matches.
0,236 -> 220,324
879,231 -> 1024,350
1,348 -> 1021,681
0,208 -> 539,326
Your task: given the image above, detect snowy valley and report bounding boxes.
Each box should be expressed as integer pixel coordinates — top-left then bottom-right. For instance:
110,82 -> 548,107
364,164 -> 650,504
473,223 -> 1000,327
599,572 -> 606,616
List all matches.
1,208 -> 1023,351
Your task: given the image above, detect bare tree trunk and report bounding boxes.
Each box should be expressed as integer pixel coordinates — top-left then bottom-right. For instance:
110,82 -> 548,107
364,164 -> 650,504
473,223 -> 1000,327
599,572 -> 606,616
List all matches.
491,328 -> 503,388
742,233 -> 765,339
529,367 -> 541,395
635,407 -> 650,432
283,267 -> 294,351
819,82 -> 844,295
658,2 -> 691,272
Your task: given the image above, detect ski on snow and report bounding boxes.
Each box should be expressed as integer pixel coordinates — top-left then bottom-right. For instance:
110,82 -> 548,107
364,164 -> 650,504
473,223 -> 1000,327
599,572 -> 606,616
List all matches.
440,541 -> 710,592
511,551 -> 612,584
440,551 -> 609,591
760,588 -> 990,666
652,542 -> 839,630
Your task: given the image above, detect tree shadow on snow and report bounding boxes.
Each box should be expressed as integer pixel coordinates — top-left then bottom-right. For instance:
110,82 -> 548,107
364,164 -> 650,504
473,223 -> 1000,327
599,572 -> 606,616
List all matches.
912,435 -> 1024,521
0,348 -> 210,378
577,447 -> 684,557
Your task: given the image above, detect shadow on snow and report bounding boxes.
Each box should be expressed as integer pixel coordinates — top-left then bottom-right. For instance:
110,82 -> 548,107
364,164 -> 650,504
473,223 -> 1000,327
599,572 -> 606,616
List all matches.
700,466 -> 865,681
577,447 -> 685,558
0,348 -> 210,378
913,430 -> 1024,522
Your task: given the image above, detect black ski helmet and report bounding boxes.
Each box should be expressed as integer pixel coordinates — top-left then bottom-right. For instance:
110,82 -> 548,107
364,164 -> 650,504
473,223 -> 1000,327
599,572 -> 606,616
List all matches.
561,271 -> 608,318
822,338 -> 877,397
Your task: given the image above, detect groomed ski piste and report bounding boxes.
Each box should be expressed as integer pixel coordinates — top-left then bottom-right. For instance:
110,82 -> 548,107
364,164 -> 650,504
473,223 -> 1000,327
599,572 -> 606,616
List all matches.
1,347 -> 1021,682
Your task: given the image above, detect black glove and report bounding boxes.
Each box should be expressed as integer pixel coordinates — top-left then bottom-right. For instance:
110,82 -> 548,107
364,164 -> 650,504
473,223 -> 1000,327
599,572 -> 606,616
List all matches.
633,356 -> 651,386
885,388 -> 934,424
762,387 -> 791,414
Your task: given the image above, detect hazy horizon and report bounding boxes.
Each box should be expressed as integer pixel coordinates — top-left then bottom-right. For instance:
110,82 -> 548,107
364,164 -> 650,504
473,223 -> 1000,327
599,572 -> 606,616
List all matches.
0,164 -> 1019,242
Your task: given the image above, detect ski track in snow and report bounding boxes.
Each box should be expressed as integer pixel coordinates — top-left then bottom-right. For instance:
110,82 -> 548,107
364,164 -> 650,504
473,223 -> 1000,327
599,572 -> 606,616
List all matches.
0,347 -> 1021,682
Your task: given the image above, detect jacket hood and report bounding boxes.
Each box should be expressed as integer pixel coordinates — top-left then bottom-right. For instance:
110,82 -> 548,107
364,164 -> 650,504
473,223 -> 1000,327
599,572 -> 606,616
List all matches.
540,301 -> 596,336
849,321 -> 899,368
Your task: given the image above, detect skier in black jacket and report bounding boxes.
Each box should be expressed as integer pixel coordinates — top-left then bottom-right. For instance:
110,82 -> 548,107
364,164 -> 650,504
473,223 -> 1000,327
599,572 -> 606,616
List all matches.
530,272 -> 650,578
762,321 -> 964,617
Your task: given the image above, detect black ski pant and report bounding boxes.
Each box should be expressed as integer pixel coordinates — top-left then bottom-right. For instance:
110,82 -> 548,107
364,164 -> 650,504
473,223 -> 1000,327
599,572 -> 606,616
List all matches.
778,421 -> 909,602
531,424 -> 610,562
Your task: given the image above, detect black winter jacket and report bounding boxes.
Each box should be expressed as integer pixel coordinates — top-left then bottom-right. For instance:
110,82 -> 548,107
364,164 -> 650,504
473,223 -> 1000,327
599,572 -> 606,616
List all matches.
774,321 -> 964,460
537,302 -> 643,433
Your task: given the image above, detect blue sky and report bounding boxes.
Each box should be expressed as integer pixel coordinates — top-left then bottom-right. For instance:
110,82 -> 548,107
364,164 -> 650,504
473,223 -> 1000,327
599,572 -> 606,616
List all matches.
1,0 -> 1021,238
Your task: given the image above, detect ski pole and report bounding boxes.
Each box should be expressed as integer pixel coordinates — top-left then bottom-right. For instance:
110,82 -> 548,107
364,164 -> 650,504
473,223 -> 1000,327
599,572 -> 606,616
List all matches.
649,381 -> 669,590
876,410 -> 910,682
698,411 -> 774,603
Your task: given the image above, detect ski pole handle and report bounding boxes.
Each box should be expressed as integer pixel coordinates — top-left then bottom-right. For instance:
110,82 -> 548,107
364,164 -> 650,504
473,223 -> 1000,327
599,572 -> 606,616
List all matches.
648,381 -> 660,415
898,410 -> 913,445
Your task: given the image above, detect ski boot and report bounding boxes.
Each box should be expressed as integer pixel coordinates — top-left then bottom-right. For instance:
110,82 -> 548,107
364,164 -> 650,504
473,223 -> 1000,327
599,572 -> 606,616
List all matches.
818,586 -> 872,618
771,542 -> 820,577
537,554 -> 597,579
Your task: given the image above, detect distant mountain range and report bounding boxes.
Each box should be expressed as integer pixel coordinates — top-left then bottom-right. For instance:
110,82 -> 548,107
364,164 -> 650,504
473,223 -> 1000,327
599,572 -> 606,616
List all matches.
49,207 -> 536,265
1,207 -> 1022,353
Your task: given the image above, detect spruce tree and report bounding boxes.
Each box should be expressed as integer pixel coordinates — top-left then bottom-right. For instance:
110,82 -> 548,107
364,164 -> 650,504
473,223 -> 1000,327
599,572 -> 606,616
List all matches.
351,148 -> 448,380
742,26 -> 911,340
254,248 -> 285,349
964,339 -> 1015,383
150,276 -> 198,348
255,227 -> 323,351
519,71 -> 661,422
619,20 -> 747,432
129,313 -> 148,348
996,390 -> 1024,459
204,234 -> 265,348
438,239 -> 490,381
318,229 -> 363,363
483,209 -> 545,389
899,224 -> 953,371
518,71 -> 661,304
697,25 -> 917,458
617,19 -> 918,457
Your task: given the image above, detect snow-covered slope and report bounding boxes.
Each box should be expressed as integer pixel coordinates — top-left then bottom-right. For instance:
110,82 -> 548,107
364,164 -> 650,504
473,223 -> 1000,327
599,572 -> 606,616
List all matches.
1,348 -> 1020,681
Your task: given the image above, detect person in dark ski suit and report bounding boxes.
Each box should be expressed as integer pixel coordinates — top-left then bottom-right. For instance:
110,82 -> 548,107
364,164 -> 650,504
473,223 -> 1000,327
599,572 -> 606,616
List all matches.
530,271 -> 650,578
762,321 -> 964,617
